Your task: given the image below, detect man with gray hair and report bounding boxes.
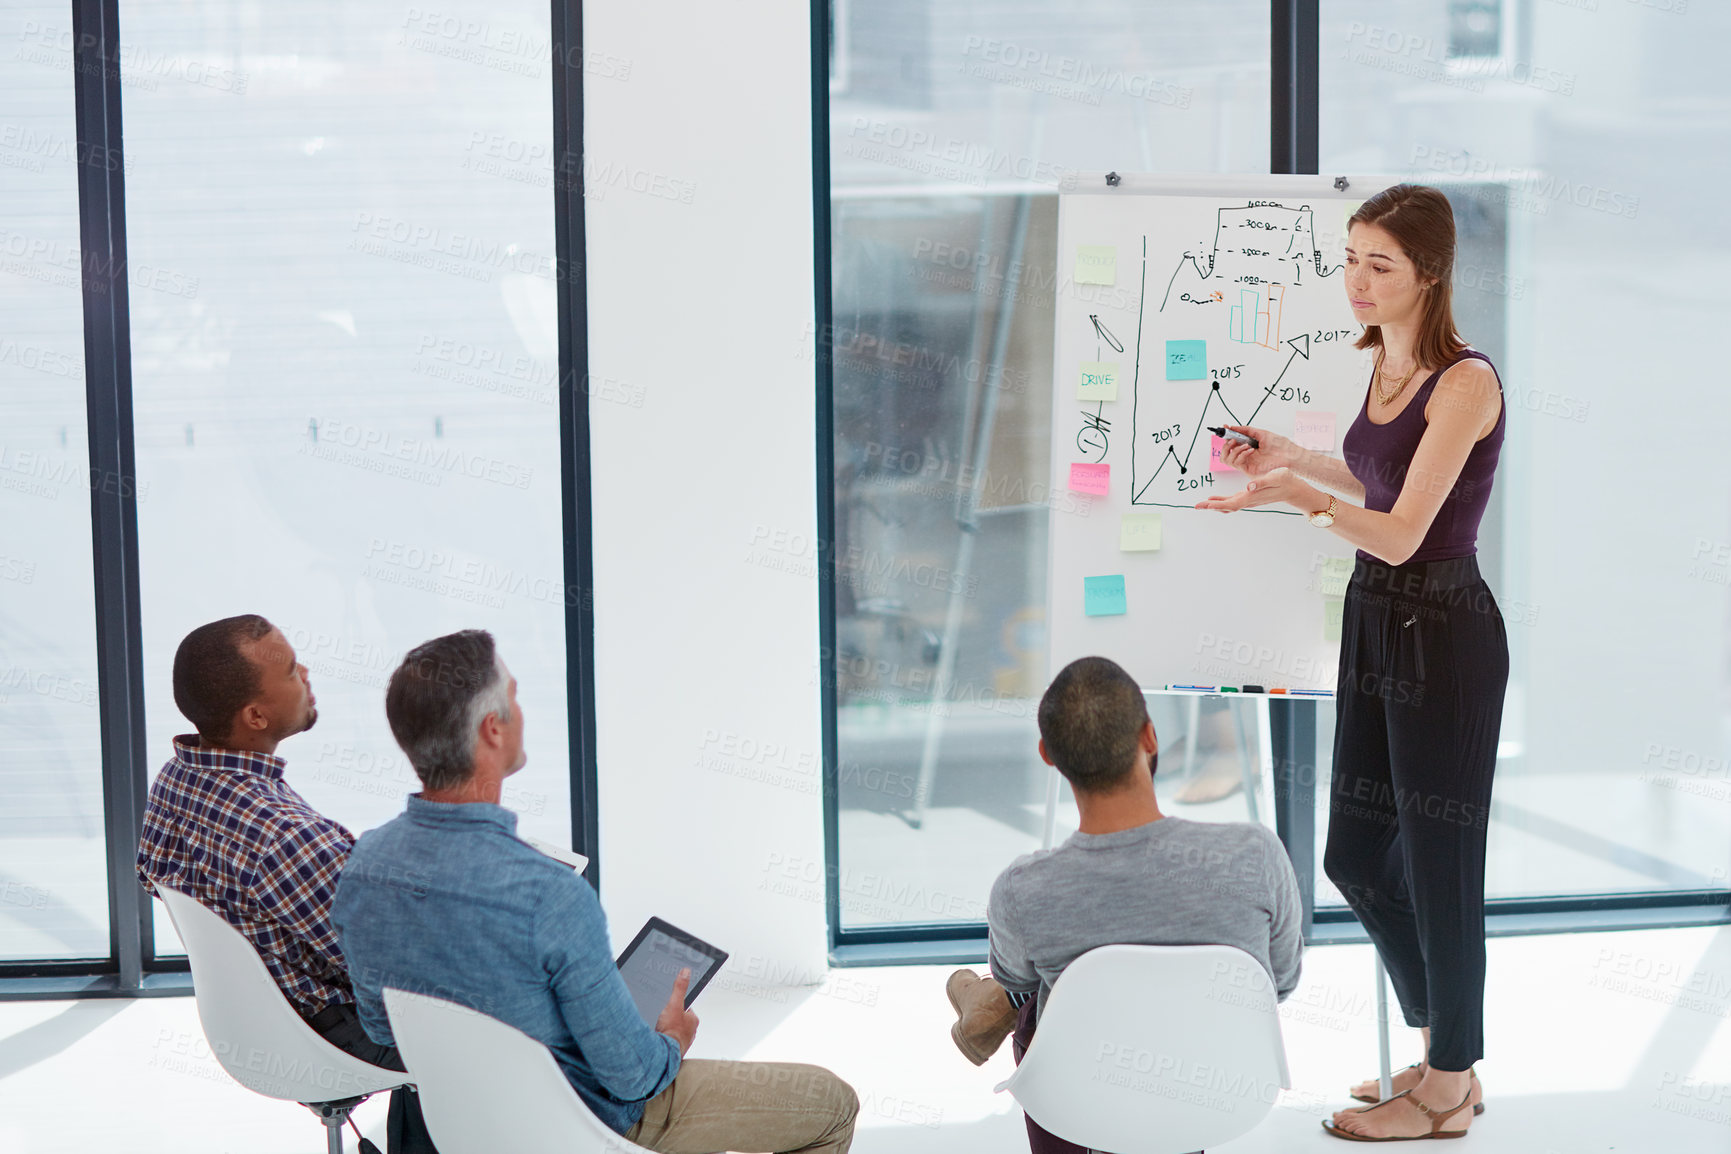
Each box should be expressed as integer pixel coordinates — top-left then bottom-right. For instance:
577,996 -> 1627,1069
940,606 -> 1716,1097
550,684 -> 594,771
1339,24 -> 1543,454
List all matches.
332,630 -> 858,1153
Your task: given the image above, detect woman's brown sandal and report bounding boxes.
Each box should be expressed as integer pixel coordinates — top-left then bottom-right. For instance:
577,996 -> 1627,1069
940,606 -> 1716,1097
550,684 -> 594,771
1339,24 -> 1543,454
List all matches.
1322,1085 -> 1476,1142
1350,1063 -> 1422,1104
1350,1065 -> 1484,1116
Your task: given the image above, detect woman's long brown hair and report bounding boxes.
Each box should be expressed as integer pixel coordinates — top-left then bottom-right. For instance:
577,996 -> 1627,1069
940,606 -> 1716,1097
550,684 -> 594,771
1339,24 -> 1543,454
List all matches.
1349,184 -> 1468,372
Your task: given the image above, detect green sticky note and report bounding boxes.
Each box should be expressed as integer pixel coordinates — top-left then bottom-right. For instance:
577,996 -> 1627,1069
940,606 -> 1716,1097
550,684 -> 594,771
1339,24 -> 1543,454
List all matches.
1323,595 -> 1345,642
1084,575 -> 1127,617
1165,340 -> 1207,380
1318,557 -> 1353,598
1079,361 -> 1119,402
1120,513 -> 1162,552
1075,245 -> 1116,285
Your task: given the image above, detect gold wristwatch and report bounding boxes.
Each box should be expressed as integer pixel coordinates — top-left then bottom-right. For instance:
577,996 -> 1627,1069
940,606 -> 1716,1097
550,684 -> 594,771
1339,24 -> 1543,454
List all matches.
1308,495 -> 1337,528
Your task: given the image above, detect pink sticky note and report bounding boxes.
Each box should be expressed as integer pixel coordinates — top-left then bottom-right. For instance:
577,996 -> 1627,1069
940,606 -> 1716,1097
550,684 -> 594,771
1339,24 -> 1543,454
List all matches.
1069,462 -> 1110,496
1209,435 -> 1237,474
1294,411 -> 1336,451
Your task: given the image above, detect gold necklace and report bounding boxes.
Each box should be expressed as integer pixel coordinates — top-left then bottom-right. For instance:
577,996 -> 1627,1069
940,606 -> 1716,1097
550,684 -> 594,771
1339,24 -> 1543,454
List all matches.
1374,349 -> 1420,406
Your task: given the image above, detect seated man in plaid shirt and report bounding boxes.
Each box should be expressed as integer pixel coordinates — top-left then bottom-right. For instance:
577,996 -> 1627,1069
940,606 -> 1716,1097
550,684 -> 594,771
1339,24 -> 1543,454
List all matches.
136,614 -> 435,1154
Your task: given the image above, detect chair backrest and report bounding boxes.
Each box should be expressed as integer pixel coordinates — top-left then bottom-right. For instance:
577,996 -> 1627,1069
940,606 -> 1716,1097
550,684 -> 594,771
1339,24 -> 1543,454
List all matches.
994,943 -> 1290,1154
155,885 -> 405,1103
383,987 -> 655,1154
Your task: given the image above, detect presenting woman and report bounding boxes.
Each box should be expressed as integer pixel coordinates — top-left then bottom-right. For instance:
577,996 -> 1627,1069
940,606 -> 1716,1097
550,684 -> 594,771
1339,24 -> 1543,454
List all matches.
1196,183 -> 1507,1142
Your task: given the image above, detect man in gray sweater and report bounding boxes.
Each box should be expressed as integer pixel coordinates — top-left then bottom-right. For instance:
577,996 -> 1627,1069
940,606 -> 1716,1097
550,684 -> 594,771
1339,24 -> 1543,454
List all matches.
946,656 -> 1303,1154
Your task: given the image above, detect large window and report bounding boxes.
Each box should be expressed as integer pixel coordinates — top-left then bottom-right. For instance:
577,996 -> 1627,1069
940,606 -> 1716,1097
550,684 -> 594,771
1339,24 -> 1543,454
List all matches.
826,0 -> 1731,944
118,0 -> 572,952
0,0 -> 592,989
1319,1 -> 1731,902
828,3 -> 1272,931
0,2 -> 110,962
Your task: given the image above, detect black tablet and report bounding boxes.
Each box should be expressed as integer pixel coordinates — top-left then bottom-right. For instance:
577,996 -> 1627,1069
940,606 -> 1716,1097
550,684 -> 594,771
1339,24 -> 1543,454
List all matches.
615,917 -> 728,1026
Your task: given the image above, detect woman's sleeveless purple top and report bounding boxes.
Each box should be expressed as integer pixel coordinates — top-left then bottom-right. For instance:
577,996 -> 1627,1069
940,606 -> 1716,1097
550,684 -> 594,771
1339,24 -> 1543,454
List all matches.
1339,350 -> 1505,564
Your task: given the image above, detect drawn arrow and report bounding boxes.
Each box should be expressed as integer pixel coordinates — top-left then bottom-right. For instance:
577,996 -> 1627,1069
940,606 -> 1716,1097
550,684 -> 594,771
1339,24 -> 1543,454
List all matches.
1088,314 -> 1125,353
1245,334 -> 1312,425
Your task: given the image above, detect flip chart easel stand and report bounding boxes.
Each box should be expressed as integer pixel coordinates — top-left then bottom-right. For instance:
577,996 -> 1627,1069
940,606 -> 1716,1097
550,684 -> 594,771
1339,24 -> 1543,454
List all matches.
1376,955 -> 1394,1101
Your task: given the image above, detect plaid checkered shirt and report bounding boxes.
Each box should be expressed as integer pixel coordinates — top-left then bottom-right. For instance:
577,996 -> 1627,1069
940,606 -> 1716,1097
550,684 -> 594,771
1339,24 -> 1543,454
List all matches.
137,735 -> 356,1017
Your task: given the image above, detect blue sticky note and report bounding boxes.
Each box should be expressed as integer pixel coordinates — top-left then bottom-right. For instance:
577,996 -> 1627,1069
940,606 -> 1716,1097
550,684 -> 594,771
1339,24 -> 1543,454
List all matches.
1084,575 -> 1127,617
1166,340 -> 1207,381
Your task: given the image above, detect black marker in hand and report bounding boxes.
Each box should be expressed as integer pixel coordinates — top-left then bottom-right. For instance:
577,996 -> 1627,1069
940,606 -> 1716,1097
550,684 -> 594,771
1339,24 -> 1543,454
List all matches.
1207,426 -> 1259,449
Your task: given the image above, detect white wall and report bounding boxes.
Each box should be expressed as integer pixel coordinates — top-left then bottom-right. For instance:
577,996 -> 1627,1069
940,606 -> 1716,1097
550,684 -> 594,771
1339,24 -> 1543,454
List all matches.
585,0 -> 829,980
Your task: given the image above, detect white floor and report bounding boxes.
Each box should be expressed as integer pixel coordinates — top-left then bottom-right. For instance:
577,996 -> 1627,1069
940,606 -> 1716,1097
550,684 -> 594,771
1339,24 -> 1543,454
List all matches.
2,925 -> 1729,1153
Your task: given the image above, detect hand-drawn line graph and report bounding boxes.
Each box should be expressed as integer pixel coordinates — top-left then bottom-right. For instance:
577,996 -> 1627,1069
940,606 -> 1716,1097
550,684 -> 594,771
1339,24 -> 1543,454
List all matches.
1127,200 -> 1344,513
1128,332 -> 1311,505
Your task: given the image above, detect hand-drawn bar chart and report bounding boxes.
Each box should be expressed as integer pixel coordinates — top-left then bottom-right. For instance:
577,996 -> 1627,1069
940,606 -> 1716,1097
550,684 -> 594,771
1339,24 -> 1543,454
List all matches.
1230,284 -> 1284,349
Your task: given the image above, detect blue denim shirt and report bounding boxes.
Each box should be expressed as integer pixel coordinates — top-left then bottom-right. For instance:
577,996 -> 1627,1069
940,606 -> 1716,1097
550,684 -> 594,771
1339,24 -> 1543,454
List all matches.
331,796 -> 680,1134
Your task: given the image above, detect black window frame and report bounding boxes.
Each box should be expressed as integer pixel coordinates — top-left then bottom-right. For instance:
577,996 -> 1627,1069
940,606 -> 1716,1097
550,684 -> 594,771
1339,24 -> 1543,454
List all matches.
0,0 -> 599,1001
815,0 -> 1731,965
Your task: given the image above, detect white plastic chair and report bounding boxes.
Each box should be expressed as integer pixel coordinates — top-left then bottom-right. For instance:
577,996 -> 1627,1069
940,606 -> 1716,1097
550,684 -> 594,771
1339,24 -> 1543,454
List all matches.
155,886 -> 409,1154
995,944 -> 1291,1154
383,986 -> 657,1154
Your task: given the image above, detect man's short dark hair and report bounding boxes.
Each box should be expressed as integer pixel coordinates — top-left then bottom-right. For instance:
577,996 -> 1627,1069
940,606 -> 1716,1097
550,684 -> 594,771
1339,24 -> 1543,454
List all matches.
173,615 -> 275,743
386,630 -> 511,792
1037,656 -> 1153,794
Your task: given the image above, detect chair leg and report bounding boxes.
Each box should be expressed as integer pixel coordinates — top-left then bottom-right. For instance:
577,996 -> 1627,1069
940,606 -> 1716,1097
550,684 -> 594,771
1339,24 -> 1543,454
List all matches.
321,1109 -> 345,1154
305,1097 -> 368,1154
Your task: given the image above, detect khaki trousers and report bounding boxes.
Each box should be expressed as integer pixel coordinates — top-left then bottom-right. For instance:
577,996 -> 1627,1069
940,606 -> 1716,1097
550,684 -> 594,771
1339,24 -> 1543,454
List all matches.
624,1059 -> 858,1154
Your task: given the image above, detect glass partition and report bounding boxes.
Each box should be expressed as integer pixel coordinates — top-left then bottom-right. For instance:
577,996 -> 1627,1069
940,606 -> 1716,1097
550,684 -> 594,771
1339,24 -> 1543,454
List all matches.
829,0 -> 1731,935
0,1 -> 112,961
1319,0 -> 1731,902
118,0 -> 573,950
829,1 -> 1272,928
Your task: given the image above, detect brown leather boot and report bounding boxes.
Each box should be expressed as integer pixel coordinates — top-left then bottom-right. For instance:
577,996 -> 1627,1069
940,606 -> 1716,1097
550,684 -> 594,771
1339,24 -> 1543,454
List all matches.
946,969 -> 1017,1065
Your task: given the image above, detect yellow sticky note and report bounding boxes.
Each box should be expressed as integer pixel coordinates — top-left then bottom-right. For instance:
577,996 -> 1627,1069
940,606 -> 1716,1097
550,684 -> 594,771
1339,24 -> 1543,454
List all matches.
1318,557 -> 1353,597
1075,245 -> 1116,285
1120,513 -> 1162,552
1079,361 -> 1119,402
1323,595 -> 1344,642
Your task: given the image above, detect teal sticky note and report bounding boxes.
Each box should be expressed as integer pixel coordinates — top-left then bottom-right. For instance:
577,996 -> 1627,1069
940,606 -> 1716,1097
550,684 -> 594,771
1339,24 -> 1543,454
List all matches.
1166,340 -> 1207,380
1084,575 -> 1127,617
1323,595 -> 1345,642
